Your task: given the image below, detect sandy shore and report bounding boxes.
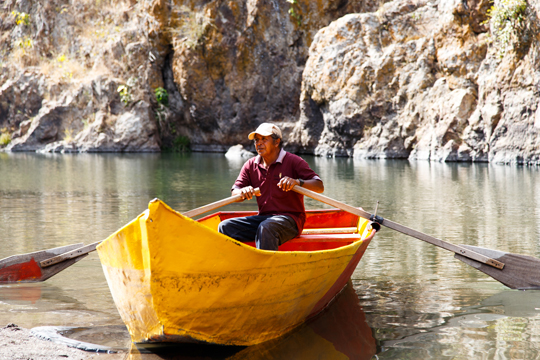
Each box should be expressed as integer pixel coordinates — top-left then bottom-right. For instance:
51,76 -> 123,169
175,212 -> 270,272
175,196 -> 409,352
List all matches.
0,324 -> 126,360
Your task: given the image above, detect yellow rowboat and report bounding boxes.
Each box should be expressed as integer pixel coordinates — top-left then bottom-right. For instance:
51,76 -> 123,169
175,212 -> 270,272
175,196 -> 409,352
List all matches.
127,281 -> 377,359
97,199 -> 377,346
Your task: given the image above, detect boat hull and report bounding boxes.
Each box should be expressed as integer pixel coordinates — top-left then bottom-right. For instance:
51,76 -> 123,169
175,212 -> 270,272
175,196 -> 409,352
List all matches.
97,199 -> 375,346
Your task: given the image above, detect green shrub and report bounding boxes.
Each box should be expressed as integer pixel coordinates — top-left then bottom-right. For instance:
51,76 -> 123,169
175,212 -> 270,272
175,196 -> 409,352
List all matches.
287,0 -> 302,26
485,0 -> 528,58
173,136 -> 190,152
117,77 -> 137,106
0,133 -> 11,146
12,11 -> 30,26
63,128 -> 73,143
117,85 -> 131,105
155,87 -> 169,106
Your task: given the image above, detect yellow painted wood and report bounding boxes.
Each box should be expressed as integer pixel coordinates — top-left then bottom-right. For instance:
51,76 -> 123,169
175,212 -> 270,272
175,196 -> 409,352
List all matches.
97,199 -> 375,346
97,211 -> 163,341
197,213 -> 221,232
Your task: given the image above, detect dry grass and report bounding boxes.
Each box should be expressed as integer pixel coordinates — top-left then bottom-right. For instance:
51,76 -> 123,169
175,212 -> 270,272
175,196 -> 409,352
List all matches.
167,5 -> 215,50
11,47 -> 39,67
39,54 -> 88,83
5,0 -> 134,81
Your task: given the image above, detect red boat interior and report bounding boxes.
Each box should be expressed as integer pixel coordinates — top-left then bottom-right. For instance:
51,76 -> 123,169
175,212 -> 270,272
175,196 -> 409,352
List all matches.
198,209 -> 366,252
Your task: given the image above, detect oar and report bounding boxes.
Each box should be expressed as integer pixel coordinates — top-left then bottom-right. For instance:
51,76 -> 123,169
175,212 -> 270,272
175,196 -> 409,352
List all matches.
293,186 -> 540,290
0,243 -> 88,283
0,189 -> 260,284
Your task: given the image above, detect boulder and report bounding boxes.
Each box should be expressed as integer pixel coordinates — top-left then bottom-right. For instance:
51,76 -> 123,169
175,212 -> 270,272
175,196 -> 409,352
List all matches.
225,144 -> 255,159
290,0 -> 540,164
39,101 -> 161,153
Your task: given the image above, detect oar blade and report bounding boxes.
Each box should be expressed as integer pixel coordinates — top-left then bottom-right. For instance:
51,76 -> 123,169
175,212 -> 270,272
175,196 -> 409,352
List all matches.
455,245 -> 540,290
0,243 -> 87,284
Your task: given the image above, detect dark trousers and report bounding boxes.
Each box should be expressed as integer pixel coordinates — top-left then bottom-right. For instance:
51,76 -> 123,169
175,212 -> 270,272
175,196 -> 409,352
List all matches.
218,215 -> 299,251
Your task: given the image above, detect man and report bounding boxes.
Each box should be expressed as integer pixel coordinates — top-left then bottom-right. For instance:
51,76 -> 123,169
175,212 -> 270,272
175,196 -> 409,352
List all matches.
218,123 -> 324,250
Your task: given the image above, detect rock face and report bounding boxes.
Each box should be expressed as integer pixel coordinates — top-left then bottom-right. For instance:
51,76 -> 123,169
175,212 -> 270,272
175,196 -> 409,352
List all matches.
0,0 -> 162,152
147,0 -> 390,151
289,0 -> 540,164
0,0 -> 384,153
1,0 -> 540,164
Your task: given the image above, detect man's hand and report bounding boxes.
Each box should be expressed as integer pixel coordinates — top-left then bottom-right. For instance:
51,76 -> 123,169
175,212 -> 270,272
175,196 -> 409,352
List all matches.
278,176 -> 299,192
278,177 -> 325,193
232,186 -> 259,202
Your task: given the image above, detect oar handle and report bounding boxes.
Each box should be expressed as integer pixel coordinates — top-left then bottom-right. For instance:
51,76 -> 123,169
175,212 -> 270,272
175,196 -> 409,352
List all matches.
292,185 -> 505,270
41,189 -> 261,268
182,188 -> 260,218
40,241 -> 102,268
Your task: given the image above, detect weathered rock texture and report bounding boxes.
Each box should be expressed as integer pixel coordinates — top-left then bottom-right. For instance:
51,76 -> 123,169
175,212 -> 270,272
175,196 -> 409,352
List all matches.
0,0 -> 161,152
1,0 -> 540,164
134,0 -> 390,151
289,0 -> 540,164
0,0 -> 385,153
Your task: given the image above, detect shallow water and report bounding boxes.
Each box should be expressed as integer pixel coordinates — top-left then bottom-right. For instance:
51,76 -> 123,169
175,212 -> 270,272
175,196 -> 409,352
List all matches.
1,152 -> 540,359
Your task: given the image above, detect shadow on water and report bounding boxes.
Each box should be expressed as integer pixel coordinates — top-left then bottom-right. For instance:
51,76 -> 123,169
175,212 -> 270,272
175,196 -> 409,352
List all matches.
479,290 -> 540,317
40,282 -> 378,359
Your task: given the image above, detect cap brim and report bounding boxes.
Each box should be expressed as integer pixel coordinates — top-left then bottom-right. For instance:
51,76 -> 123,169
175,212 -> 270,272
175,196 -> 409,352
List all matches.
248,131 -> 273,140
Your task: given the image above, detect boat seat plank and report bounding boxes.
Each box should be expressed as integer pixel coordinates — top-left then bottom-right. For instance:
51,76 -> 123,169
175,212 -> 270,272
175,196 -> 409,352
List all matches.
301,227 -> 357,235
291,234 -> 361,242
240,233 -> 361,252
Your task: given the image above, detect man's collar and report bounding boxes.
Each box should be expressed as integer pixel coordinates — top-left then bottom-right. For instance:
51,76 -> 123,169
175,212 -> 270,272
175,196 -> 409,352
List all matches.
276,149 -> 286,163
254,149 -> 286,164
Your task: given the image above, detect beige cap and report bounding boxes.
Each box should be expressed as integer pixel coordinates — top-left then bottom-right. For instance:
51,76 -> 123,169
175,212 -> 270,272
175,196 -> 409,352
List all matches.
248,123 -> 282,140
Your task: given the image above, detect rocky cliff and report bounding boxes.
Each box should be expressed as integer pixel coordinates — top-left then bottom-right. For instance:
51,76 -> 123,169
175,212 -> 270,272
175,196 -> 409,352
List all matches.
1,0 -> 539,163
0,0 -> 383,153
290,0 -> 540,164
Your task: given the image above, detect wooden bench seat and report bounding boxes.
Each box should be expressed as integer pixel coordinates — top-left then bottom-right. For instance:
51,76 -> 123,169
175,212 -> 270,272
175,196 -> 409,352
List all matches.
278,233 -> 361,252
237,232 -> 360,251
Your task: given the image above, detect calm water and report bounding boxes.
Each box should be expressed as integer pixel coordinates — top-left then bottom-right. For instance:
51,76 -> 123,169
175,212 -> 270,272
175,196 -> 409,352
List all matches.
1,152 -> 540,359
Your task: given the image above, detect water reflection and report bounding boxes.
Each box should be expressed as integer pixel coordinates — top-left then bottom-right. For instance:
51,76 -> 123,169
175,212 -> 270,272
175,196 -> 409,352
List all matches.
0,285 -> 42,303
2,153 -> 540,358
127,283 -> 376,360
378,289 -> 540,359
0,271 -> 121,329
356,277 -> 540,359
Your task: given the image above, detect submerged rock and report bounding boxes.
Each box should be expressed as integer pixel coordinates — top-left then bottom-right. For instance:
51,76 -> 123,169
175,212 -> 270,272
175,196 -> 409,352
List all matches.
225,144 -> 255,159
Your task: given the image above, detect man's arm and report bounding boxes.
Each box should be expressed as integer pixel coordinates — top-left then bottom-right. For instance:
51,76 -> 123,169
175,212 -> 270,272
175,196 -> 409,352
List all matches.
231,159 -> 258,201
300,178 -> 324,193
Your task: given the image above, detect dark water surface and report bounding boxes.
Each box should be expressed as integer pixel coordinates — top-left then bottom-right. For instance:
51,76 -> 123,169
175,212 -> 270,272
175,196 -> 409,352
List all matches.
1,152 -> 540,359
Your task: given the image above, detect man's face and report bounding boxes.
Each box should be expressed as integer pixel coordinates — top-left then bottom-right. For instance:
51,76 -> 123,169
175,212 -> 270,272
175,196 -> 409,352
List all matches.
253,134 -> 280,157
